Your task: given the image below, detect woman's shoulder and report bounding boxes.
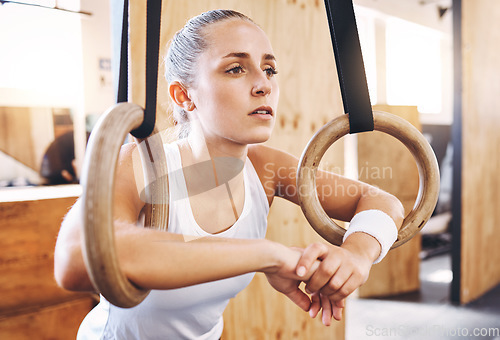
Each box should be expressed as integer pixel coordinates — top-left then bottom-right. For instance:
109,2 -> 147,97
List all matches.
247,144 -> 299,198
248,144 -> 274,172
247,144 -> 298,171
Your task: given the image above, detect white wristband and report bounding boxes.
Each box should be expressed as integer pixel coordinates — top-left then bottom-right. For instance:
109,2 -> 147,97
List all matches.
343,209 -> 398,264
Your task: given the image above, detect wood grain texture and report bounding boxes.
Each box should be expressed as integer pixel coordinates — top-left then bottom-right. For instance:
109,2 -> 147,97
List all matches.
0,107 -> 35,170
460,0 -> 500,304
0,107 -> 56,172
0,193 -> 95,338
0,298 -> 95,340
129,0 -> 345,338
357,105 -> 422,298
81,103 -> 153,308
0,196 -> 84,313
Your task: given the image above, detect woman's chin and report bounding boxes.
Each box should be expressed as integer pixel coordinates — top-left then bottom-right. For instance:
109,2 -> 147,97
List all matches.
242,131 -> 273,145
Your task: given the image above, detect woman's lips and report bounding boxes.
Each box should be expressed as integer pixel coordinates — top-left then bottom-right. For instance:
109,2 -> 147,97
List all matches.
249,106 -> 273,116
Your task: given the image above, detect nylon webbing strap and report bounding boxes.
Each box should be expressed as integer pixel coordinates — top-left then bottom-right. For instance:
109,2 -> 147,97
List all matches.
324,0 -> 374,133
117,0 -> 128,103
118,0 -> 162,139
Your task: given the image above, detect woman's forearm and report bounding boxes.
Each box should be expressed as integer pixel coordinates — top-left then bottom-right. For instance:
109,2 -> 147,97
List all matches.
355,189 -> 405,229
341,189 -> 405,263
54,200 -> 294,292
116,225 -> 290,290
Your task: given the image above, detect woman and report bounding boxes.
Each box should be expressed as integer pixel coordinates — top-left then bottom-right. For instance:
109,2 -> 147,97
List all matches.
54,9 -> 404,339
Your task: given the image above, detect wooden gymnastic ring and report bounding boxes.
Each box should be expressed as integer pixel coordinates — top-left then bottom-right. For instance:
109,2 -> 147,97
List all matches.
296,111 -> 440,249
80,102 -> 169,308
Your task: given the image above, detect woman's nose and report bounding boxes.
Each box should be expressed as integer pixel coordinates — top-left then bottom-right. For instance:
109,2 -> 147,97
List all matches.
251,72 -> 272,96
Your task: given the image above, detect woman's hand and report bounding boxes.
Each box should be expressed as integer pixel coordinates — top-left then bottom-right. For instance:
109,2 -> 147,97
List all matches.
263,246 -> 314,312
297,243 -> 372,300
265,270 -> 312,313
266,273 -> 345,326
296,243 -> 371,324
295,233 -> 381,318
309,293 -> 345,325
263,245 -> 334,320
263,246 -> 343,326
263,233 -> 379,325
263,245 -> 342,326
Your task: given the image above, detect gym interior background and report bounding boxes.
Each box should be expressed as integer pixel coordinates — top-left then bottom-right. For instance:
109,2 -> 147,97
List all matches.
0,0 -> 499,339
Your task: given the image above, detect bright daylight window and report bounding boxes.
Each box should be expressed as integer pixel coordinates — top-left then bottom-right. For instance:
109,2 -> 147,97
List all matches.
385,17 -> 442,114
354,8 -> 378,105
0,0 -> 81,106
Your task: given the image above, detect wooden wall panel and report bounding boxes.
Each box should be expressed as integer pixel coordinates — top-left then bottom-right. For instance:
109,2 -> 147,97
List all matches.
0,196 -> 83,313
0,107 -> 57,172
0,189 -> 95,338
357,105 -> 421,298
129,0 -> 346,338
460,0 -> 500,304
0,107 -> 36,170
0,298 -> 95,340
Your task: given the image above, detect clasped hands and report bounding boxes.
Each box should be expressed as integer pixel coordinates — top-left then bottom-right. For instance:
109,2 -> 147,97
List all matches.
265,233 -> 378,326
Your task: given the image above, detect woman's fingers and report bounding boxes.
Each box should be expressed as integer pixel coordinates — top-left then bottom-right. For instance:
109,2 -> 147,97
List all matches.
320,293 -> 333,326
293,242 -> 373,325
305,254 -> 342,294
309,293 -> 346,324
284,287 -> 313,312
301,244 -> 371,299
332,298 -> 345,321
319,265 -> 353,296
295,243 -> 329,278
335,298 -> 346,309
308,292 -> 322,318
327,273 -> 363,301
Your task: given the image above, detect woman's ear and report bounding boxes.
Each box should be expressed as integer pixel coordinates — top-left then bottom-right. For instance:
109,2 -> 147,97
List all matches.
169,81 -> 196,111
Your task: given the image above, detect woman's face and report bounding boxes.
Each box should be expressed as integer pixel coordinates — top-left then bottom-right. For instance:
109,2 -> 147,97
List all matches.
188,19 -> 280,146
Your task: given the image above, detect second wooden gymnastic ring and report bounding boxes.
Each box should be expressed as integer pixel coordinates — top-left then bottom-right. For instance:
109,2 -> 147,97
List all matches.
296,111 -> 440,249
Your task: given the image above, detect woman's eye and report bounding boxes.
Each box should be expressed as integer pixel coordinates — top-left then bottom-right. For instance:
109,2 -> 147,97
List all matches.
226,66 -> 244,74
264,67 -> 278,78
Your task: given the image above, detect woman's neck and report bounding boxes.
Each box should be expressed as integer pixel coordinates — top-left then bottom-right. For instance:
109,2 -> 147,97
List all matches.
179,119 -> 247,231
187,119 -> 248,163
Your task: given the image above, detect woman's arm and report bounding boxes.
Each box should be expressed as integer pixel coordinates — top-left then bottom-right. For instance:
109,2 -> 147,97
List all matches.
249,144 -> 404,247
249,144 -> 404,226
53,143 -> 308,293
249,144 -> 405,323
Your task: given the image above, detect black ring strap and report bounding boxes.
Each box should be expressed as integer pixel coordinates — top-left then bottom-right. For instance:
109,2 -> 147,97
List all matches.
324,0 -> 374,133
118,0 -> 162,139
116,0 -> 128,104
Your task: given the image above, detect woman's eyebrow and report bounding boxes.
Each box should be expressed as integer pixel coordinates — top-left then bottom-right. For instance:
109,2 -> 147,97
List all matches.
263,53 -> 276,61
222,52 -> 276,61
223,52 -> 250,59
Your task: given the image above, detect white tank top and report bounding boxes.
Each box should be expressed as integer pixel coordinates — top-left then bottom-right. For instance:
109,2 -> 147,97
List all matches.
77,143 -> 269,340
